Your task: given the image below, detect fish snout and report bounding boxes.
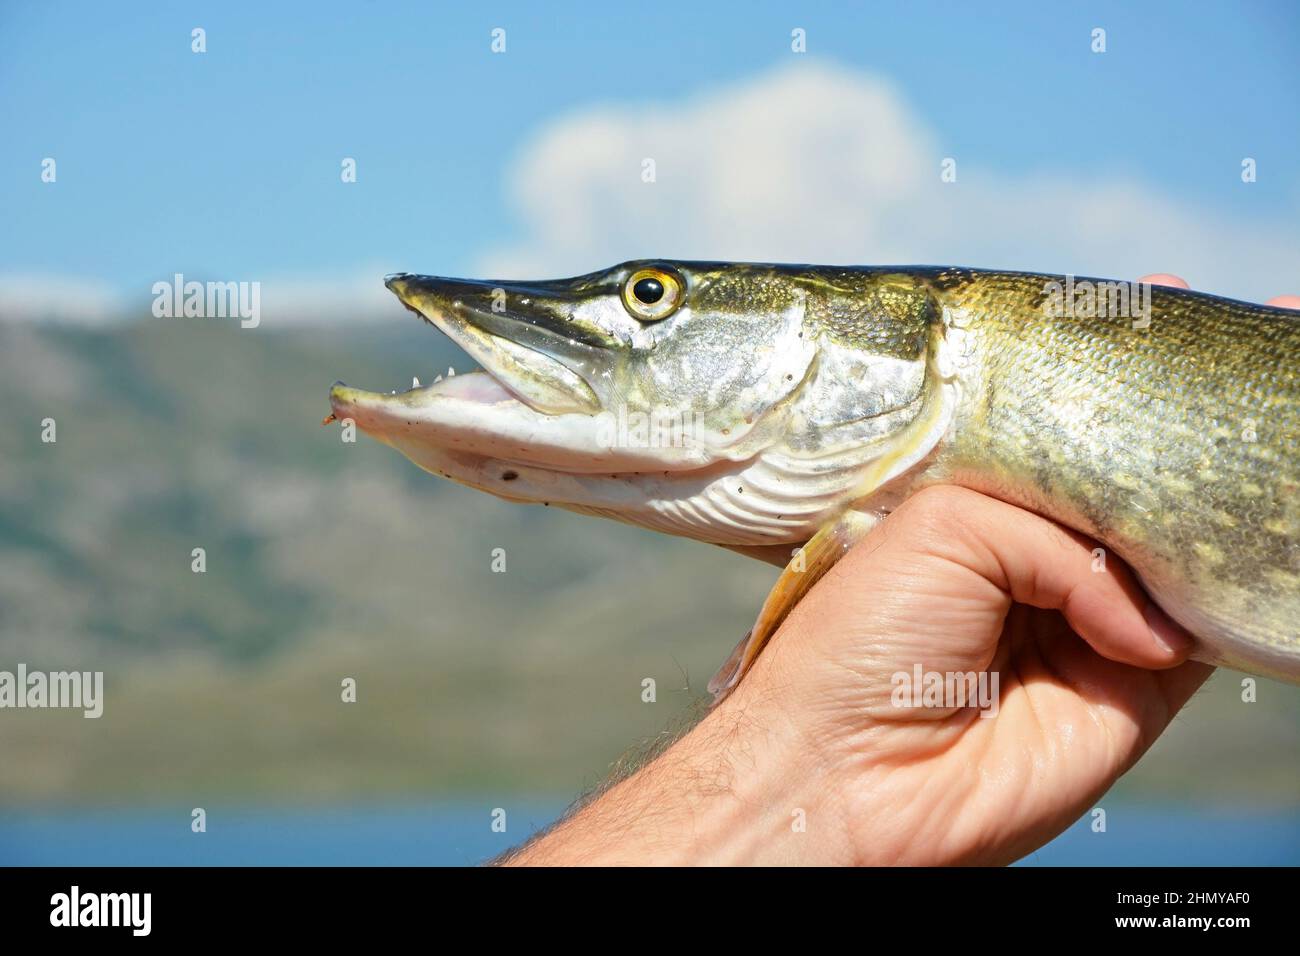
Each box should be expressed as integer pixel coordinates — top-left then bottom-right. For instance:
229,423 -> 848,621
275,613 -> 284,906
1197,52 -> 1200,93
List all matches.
328,381 -> 368,421
384,273 -> 428,310
384,273 -> 498,320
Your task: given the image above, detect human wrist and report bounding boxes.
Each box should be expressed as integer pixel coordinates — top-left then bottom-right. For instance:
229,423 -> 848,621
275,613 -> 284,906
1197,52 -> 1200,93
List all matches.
505,679 -> 857,866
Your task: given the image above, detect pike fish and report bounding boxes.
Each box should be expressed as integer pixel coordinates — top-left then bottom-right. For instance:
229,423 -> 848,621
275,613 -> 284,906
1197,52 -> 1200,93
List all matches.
328,262 -> 1300,696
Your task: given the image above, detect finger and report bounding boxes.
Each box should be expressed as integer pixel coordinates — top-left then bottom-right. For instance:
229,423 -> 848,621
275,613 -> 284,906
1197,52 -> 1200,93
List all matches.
1138,273 -> 1190,289
868,487 -> 1195,670
1136,275 -> 1295,311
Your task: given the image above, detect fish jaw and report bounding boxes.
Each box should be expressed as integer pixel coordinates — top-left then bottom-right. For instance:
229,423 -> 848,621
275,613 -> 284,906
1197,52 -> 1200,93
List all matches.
383,272 -> 615,416
328,373 -> 716,474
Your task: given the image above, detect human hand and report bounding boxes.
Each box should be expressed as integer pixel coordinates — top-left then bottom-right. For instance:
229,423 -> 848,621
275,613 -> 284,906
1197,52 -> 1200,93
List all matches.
721,486 -> 1213,865
508,487 -> 1212,866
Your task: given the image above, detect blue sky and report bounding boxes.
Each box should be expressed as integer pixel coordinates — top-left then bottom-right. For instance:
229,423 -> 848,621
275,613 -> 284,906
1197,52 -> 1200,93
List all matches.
1,0 -> 1297,311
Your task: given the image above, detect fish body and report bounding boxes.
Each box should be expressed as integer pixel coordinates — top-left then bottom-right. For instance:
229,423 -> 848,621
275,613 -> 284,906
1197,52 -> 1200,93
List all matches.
329,263 -> 1300,687
920,269 -> 1299,683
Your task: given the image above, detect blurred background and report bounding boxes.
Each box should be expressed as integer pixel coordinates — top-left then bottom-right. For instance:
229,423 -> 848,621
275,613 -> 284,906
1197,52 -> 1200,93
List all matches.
0,0 -> 1297,864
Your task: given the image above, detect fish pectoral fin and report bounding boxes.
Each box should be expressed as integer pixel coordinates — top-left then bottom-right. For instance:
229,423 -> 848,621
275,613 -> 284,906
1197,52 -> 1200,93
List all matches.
707,511 -> 876,703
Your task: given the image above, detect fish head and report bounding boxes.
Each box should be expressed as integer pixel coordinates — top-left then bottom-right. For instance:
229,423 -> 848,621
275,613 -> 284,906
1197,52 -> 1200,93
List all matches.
328,261 -> 943,545
330,260 -> 816,461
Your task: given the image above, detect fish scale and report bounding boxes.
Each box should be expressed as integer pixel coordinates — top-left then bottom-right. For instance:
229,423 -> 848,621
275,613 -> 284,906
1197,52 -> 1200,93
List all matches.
924,270 -> 1299,680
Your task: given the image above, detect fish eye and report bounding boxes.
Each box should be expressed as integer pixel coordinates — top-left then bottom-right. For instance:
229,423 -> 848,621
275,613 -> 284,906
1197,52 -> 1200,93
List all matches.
633,276 -> 663,303
622,268 -> 683,321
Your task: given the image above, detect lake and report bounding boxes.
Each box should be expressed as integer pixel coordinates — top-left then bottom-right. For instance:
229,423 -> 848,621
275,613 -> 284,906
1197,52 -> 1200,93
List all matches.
1,803 -> 1296,865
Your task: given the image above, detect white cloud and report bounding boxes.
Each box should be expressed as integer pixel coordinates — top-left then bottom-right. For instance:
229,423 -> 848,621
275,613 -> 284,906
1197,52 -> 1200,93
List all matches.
251,267 -> 395,327
481,62 -> 1299,303
0,274 -> 127,325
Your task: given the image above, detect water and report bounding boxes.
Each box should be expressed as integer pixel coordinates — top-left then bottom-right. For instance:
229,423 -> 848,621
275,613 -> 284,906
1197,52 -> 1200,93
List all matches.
0,803 -> 567,867
1015,809 -> 1299,866
0,803 -> 1295,866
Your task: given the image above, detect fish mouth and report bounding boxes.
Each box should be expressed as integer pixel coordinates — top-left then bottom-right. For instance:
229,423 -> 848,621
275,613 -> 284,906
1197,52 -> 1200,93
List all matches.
328,273 -> 712,479
379,272 -> 609,416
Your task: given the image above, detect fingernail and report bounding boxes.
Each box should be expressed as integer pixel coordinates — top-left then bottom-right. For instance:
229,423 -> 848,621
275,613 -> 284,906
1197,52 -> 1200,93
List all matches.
1143,602 -> 1194,657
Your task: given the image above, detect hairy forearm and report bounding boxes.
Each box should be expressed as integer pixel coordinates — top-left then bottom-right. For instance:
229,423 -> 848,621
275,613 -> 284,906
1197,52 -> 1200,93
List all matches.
501,693 -> 854,866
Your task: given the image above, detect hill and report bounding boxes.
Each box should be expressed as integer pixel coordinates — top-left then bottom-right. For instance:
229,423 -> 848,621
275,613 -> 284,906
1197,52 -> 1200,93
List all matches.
0,316 -> 1295,807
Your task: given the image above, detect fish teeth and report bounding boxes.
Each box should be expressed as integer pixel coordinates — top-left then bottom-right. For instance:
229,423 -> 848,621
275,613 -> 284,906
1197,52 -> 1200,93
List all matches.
412,376 -> 421,388
447,366 -> 456,377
